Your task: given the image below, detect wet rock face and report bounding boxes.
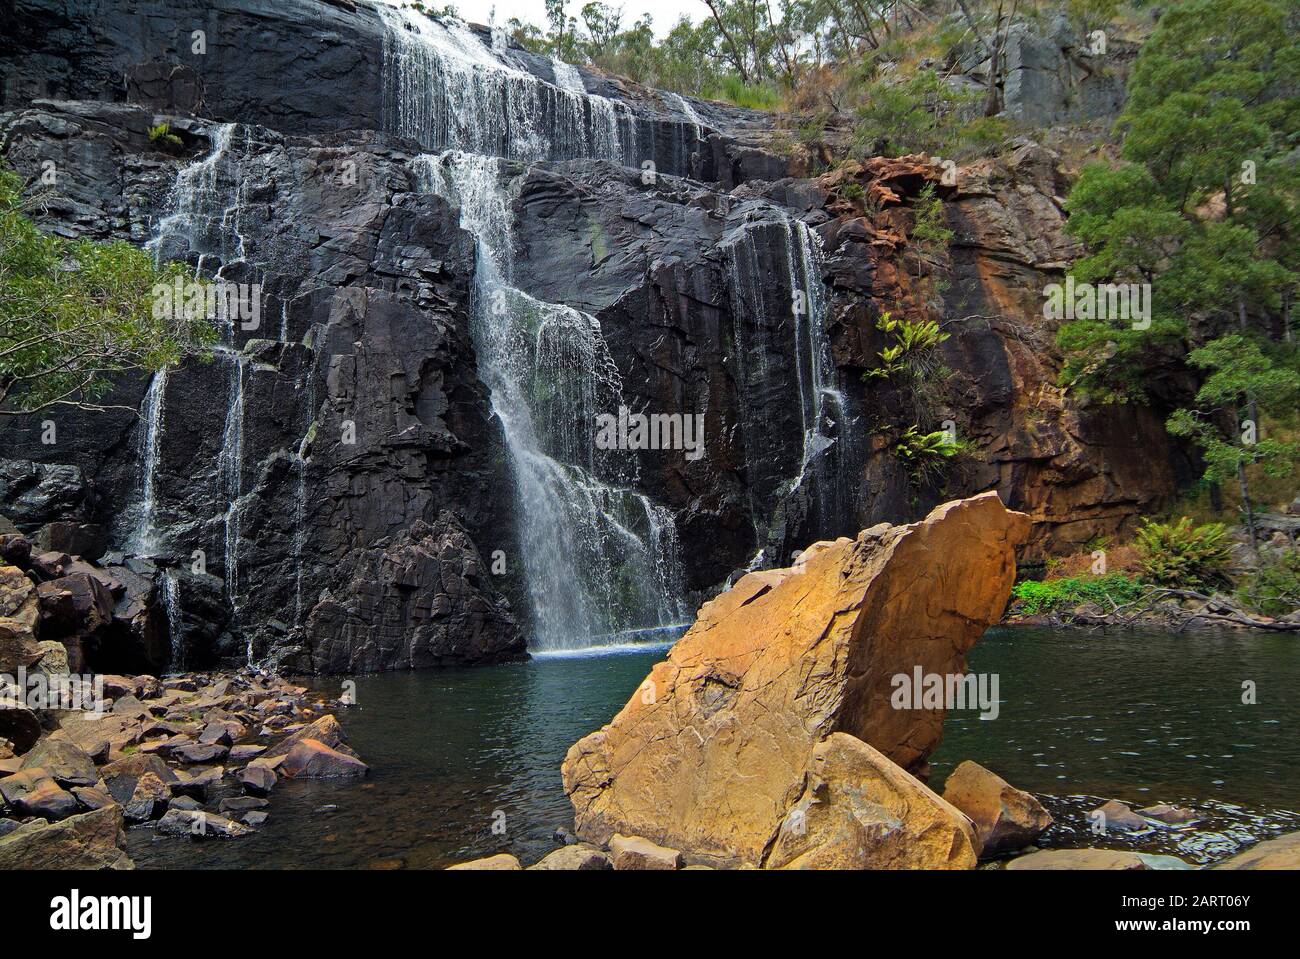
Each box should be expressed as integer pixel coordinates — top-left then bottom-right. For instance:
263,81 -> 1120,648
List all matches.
561,493 -> 1031,867
0,0 -> 747,179
510,161 -> 856,590
0,102 -> 522,671
303,512 -> 524,672
814,148 -> 1194,555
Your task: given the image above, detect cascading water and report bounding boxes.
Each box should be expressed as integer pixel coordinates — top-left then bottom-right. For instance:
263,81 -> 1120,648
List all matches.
413,152 -> 685,650
126,368 -> 168,554
219,351 -> 246,610
723,214 -> 852,565
130,122 -> 260,663
377,3 -> 639,165
159,570 -> 182,670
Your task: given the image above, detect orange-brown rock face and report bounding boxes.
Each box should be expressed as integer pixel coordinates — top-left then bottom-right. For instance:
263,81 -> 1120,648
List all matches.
561,492 -> 1030,867
818,146 -> 1189,558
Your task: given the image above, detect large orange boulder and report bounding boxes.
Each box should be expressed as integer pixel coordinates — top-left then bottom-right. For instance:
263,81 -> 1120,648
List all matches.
562,492 -> 1030,867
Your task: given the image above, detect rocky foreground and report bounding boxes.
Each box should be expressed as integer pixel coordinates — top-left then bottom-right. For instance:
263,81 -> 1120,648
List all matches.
0,667 -> 365,868
1,524 -> 368,868
446,493 -> 1299,872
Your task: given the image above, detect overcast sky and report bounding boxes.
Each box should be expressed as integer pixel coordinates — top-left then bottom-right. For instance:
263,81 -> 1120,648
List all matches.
451,0 -> 713,38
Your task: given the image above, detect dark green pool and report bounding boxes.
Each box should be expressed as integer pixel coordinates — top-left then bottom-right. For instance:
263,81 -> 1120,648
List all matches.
127,626 -> 1299,868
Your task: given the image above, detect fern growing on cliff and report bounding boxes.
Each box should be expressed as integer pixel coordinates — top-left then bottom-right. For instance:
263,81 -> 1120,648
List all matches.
863,312 -> 950,382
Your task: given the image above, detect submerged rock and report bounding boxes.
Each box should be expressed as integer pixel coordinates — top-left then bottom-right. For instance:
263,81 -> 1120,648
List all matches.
942,760 -> 1053,857
1137,803 -> 1197,826
562,493 -> 1030,867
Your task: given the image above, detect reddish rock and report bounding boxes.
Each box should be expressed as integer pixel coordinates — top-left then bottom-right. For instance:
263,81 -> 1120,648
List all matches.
942,760 -> 1053,857
279,738 -> 368,779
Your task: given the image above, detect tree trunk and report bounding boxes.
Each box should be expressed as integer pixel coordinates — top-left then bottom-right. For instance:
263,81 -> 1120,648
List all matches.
1238,455 -> 1258,550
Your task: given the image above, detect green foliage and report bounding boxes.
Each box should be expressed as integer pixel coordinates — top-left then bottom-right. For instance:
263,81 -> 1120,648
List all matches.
849,68 -> 1008,160
893,424 -> 965,486
1011,573 -> 1144,614
147,123 -> 183,151
910,183 -> 953,251
0,166 -> 215,414
1132,517 -> 1234,588
1166,334 -> 1300,497
709,76 -> 781,111
1236,549 -> 1300,616
864,311 -> 950,382
1056,0 -> 1300,403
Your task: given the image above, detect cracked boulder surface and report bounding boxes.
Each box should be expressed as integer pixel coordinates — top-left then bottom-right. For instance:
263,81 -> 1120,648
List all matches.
561,492 -> 1031,867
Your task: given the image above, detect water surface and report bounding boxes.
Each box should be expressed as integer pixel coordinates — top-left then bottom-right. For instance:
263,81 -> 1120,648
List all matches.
128,627 -> 1299,868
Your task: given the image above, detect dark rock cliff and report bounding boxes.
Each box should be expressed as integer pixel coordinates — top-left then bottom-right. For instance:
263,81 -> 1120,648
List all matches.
0,0 -> 1187,672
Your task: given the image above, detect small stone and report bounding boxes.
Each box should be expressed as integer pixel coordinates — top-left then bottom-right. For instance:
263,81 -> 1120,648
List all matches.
156,807 -> 251,839
529,844 -> 613,870
20,739 -> 99,788
239,764 -> 277,796
169,765 -> 224,799
71,785 -> 115,811
218,796 -> 269,815
446,853 -> 522,870
1,770 -> 79,820
609,834 -> 683,870
1089,799 -> 1149,833
101,753 -> 178,804
172,741 -> 229,764
228,744 -> 266,763
123,771 -> 170,822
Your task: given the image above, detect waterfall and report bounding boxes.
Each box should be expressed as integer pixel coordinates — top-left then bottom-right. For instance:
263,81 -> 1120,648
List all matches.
159,569 -> 183,672
126,368 -> 168,554
147,123 -> 246,276
292,451 -> 308,627
413,151 -> 685,650
724,214 -> 850,559
552,58 -> 585,94
377,4 -> 639,165
218,352 -> 247,633
139,122 -> 258,660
